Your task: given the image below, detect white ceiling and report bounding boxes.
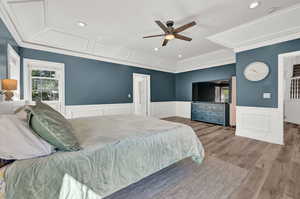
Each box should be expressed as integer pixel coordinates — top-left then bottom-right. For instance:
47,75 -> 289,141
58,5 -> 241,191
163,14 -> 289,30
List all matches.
208,4 -> 300,52
1,0 -> 300,72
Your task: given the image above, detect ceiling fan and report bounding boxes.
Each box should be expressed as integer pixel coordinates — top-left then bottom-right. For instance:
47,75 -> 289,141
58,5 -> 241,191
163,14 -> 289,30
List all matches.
143,20 -> 196,46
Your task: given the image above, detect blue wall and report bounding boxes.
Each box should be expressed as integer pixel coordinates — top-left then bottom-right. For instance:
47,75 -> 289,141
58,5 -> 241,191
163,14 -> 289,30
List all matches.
0,18 -> 19,79
5,13 -> 300,109
175,64 -> 236,101
20,48 -> 176,105
236,38 -> 300,108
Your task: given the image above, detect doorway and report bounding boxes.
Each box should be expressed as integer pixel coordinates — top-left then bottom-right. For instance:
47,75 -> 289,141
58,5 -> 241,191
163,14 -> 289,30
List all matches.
133,73 -> 150,116
283,54 -> 300,124
279,50 -> 300,144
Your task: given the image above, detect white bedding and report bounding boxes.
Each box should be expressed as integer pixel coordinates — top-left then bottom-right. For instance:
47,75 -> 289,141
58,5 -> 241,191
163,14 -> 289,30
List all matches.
4,115 -> 204,199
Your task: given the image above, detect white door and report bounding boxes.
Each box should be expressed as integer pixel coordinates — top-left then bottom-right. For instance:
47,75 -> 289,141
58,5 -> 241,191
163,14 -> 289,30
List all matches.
133,74 -> 150,116
24,59 -> 65,114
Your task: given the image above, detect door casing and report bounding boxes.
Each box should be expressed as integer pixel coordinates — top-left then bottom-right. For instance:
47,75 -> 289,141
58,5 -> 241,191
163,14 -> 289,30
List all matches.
133,73 -> 151,116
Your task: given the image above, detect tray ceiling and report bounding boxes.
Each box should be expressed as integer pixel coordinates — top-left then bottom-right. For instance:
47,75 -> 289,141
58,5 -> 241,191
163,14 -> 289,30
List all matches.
1,0 -> 300,72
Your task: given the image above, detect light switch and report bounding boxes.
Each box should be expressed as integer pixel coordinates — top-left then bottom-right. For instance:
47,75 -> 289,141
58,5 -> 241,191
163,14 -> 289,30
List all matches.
263,93 -> 271,99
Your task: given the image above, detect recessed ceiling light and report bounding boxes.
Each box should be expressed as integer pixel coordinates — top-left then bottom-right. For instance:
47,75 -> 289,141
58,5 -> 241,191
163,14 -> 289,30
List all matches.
77,21 -> 87,27
249,1 -> 260,9
178,54 -> 182,58
154,47 -> 158,51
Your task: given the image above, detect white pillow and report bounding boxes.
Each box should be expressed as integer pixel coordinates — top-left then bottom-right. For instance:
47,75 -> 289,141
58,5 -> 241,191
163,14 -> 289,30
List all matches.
0,114 -> 53,160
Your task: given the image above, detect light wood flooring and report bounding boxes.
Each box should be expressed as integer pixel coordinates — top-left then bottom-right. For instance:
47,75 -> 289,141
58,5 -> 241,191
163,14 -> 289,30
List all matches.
163,117 -> 300,199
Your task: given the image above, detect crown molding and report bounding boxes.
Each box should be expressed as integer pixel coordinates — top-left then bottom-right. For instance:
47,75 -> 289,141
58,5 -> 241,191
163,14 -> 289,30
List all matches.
21,41 -> 177,73
0,0 -> 235,74
0,0 -> 237,74
175,49 -> 236,73
0,1 -> 177,73
207,3 -> 300,53
0,1 -> 23,45
234,31 -> 300,53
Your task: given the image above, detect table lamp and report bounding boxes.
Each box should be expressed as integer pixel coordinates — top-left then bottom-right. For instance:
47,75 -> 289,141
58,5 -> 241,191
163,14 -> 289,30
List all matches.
1,79 -> 17,101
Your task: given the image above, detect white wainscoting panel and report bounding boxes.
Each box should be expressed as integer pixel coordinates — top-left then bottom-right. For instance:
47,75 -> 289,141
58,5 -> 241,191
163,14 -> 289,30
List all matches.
236,106 -> 283,145
66,102 -> 178,119
150,102 -> 176,118
175,101 -> 191,119
66,103 -> 133,119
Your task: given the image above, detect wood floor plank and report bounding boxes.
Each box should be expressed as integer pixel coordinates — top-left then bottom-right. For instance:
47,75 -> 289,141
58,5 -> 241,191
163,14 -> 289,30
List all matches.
256,162 -> 288,199
205,132 -> 236,156
236,141 -> 269,170
255,144 -> 281,170
195,125 -> 224,137
213,136 -> 251,163
162,117 -> 299,199
284,162 -> 300,199
230,167 -> 265,199
291,128 -> 300,164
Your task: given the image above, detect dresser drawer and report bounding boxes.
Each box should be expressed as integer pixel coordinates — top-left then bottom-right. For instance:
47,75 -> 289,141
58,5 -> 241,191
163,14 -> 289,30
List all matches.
191,102 -> 229,126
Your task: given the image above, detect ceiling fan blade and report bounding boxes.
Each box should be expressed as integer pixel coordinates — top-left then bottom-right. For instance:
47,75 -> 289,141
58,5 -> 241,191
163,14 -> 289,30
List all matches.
174,21 -> 196,33
175,34 -> 192,41
143,34 -> 166,39
162,39 -> 168,46
155,20 -> 169,33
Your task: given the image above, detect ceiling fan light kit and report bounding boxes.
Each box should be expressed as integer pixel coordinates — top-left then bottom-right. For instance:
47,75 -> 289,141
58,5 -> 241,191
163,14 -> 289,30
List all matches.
143,20 -> 196,46
165,34 -> 175,40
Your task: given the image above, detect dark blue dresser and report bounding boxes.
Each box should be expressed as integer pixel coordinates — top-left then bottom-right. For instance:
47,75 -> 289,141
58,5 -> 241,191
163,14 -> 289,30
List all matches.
191,102 -> 229,126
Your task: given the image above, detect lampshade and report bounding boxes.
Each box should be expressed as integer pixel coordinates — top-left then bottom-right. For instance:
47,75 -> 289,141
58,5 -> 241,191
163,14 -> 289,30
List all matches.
1,79 -> 17,91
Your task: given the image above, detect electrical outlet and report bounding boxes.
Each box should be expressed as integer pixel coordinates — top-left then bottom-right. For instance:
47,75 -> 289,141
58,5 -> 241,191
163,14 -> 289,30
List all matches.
263,93 -> 271,99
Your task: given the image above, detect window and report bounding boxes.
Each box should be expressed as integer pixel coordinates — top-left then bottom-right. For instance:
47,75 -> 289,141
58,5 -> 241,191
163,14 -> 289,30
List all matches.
31,70 -> 59,102
24,59 -> 65,113
290,64 -> 300,99
215,86 -> 230,103
290,77 -> 300,99
220,87 -> 229,103
292,64 -> 300,77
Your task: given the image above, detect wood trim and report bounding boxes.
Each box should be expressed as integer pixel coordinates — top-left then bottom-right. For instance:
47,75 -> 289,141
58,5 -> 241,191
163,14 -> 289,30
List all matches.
230,76 -> 236,126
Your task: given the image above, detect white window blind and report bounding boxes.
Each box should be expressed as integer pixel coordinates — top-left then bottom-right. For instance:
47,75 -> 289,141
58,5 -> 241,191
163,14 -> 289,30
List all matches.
290,77 -> 300,99
292,64 -> 300,77
290,64 -> 300,99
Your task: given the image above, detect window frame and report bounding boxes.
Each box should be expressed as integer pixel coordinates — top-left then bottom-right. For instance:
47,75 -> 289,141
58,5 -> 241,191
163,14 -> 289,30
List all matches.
23,59 -> 65,112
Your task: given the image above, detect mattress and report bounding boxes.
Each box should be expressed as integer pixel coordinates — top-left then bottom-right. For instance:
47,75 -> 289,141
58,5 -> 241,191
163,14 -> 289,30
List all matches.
4,115 -> 204,199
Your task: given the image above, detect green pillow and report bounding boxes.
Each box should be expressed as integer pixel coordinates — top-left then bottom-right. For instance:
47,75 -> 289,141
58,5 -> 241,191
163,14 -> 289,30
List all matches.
27,101 -> 81,151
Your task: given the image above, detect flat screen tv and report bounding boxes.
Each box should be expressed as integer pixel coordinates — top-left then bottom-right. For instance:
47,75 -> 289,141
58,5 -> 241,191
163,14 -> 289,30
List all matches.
192,80 -> 230,103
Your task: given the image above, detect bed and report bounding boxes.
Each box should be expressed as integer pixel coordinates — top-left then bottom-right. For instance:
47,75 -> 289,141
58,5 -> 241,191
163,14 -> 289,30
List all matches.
2,114 -> 204,199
